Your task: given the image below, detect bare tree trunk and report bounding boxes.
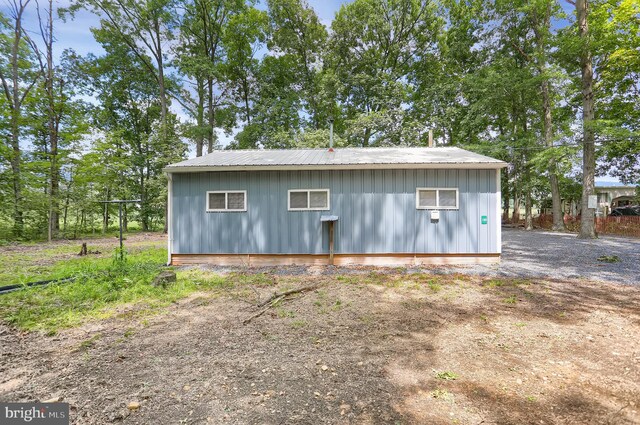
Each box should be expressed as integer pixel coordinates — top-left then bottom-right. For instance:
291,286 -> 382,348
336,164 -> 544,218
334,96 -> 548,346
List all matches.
541,79 -> 564,231
363,127 -> 371,147
525,189 -> 533,230
153,16 -> 168,141
531,1 -> 565,232
10,105 -> 23,238
512,191 -> 521,224
140,171 -> 148,231
576,0 -> 597,239
207,78 -> 216,153
1,0 -> 36,238
511,161 -> 520,225
39,0 -> 60,241
243,78 -> 251,126
63,192 -> 69,233
524,157 -> 533,230
196,77 -> 205,157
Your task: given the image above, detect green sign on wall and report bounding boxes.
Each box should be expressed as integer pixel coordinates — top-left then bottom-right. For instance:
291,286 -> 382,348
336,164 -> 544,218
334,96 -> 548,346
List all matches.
481,215 -> 488,225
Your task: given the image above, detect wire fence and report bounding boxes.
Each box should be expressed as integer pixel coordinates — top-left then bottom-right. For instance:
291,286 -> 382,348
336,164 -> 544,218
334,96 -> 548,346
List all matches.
536,214 -> 640,238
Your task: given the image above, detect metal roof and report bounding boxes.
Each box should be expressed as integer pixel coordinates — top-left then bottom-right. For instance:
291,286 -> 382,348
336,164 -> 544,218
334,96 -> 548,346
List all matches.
164,147 -> 507,172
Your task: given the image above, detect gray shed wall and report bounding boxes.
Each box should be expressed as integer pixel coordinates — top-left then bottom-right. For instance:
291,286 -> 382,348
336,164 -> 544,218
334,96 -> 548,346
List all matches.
171,169 -> 500,255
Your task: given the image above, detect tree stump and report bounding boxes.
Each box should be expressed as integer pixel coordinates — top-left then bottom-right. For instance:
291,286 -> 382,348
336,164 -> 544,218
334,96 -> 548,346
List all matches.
78,243 -> 88,256
152,271 -> 177,288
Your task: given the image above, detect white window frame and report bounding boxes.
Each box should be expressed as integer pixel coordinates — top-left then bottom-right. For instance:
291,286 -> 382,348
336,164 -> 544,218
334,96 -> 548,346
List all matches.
416,188 -> 459,210
288,189 -> 330,211
206,190 -> 247,212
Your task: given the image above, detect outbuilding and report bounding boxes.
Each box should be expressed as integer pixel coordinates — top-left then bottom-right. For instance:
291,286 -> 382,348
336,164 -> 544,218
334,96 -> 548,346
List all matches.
164,147 -> 507,266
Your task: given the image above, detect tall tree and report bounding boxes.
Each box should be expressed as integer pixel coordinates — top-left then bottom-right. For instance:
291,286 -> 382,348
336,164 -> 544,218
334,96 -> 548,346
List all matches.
67,0 -> 176,141
267,0 -> 327,129
0,1 -> 42,237
189,0 -> 243,153
83,32 -> 185,230
35,0 -> 61,241
175,0 -> 249,155
222,7 -> 268,130
593,0 -> 640,186
576,0 -> 597,238
328,0 -> 438,146
530,0 -> 566,231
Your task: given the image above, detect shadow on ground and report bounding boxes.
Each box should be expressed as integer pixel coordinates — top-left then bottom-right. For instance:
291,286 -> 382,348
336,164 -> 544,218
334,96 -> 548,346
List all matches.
1,274 -> 639,424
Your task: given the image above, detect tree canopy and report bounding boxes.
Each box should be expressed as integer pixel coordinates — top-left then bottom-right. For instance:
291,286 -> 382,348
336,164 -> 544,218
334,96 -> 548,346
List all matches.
0,0 -> 637,240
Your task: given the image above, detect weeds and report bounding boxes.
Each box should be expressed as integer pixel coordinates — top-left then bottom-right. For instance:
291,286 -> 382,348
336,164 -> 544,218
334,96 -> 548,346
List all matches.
0,248 -> 233,333
429,389 -> 453,400
485,279 -> 504,288
435,371 -> 458,380
228,272 -> 275,286
335,275 -> 360,285
78,334 -> 101,351
290,320 -> 307,329
503,295 -> 518,304
276,308 -> 295,319
428,280 -> 442,292
597,255 -> 620,263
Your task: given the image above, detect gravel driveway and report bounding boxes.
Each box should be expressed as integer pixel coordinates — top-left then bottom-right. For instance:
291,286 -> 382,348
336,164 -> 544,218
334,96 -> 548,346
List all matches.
450,228 -> 640,284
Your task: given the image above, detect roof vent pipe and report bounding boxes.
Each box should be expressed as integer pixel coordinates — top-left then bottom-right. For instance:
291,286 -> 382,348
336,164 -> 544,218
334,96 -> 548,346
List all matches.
428,129 -> 434,148
328,118 -> 335,152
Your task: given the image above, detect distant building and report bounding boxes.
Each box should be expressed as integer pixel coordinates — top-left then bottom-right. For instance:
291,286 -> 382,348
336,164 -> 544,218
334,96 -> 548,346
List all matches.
596,184 -> 638,214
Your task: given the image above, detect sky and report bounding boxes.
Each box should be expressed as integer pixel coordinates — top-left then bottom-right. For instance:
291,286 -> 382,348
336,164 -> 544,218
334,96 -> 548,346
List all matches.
3,0 -> 350,59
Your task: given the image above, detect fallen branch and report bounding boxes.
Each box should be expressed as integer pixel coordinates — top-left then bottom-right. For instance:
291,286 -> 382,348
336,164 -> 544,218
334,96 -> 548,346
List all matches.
242,283 -> 323,325
242,295 -> 285,325
257,283 -> 322,307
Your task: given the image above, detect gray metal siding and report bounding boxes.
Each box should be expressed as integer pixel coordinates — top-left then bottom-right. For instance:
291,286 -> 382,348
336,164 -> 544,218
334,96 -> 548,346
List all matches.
171,169 -> 499,254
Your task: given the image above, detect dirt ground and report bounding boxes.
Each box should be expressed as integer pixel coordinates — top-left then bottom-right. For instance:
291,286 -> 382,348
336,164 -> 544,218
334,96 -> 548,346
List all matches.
1,271 -> 639,424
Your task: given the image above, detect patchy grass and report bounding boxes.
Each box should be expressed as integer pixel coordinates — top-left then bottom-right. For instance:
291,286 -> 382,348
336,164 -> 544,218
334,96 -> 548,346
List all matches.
290,319 -> 308,329
226,272 -> 276,286
276,308 -> 295,319
2,245 -> 639,425
427,280 -> 442,292
0,234 -> 166,286
0,247 -> 235,332
77,334 -> 101,351
503,295 -> 518,304
429,389 -> 453,401
434,370 -> 459,381
484,279 -> 505,288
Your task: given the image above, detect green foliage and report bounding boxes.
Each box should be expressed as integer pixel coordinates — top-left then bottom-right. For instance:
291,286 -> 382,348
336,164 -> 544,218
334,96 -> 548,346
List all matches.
435,371 -> 458,381
328,0 -> 439,146
503,295 -> 518,304
1,0 -> 638,241
0,247 -> 234,332
597,255 -> 620,263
